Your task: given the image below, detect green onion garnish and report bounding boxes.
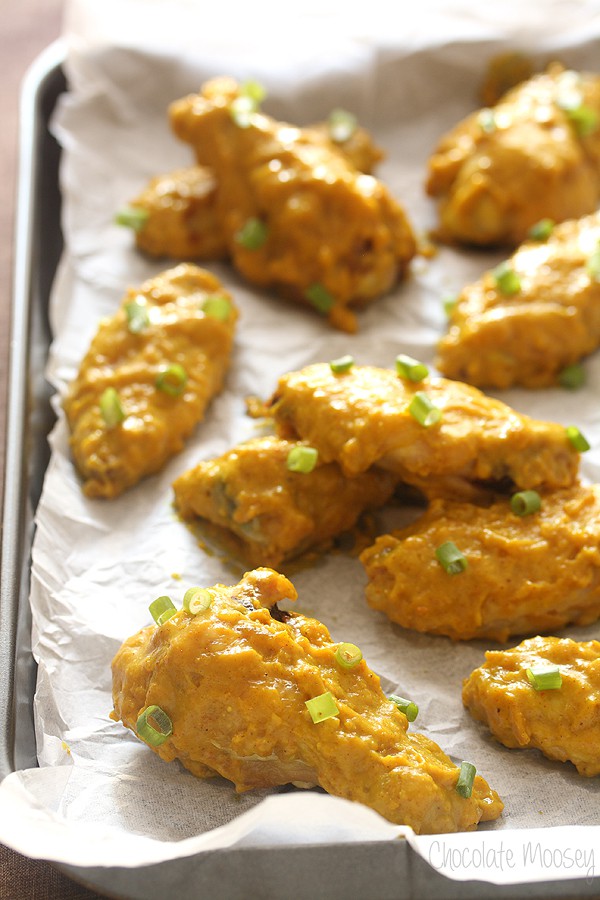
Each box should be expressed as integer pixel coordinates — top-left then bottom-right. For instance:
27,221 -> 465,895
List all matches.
335,642 -> 362,669
136,705 -> 173,747
510,490 -> 542,517
566,425 -> 591,452
564,104 -> 599,137
202,294 -> 232,321
389,695 -> 419,722
559,362 -> 586,390
99,387 -> 125,428
455,761 -> 476,798
328,108 -> 357,143
155,364 -> 188,396
241,80 -> 266,105
235,217 -> 268,250
124,298 -> 150,334
435,541 -> 468,575
586,246 -> 600,281
526,665 -> 562,691
115,205 -> 149,232
443,294 -> 459,317
408,391 -> 442,427
528,218 -> 555,241
305,691 -> 339,724
183,587 -> 213,615
492,261 -> 521,295
478,108 -> 496,133
305,283 -> 335,314
149,595 -> 177,626
329,355 -> 355,374
229,81 -> 266,128
286,445 -> 318,473
396,354 -> 429,382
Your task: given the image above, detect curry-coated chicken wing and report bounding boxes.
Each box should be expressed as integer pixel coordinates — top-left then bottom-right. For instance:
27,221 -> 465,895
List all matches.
427,64 -> 600,247
263,363 -> 580,500
64,264 -> 237,499
360,484 -> 600,642
169,77 -> 416,332
463,636 -> 600,775
111,568 -> 503,833
172,436 -> 398,567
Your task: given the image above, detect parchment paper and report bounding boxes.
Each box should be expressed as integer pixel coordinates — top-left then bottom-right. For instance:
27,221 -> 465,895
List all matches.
2,0 -> 600,886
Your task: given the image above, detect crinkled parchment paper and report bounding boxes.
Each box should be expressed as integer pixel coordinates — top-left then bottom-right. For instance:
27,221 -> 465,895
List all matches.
2,0 -> 600,886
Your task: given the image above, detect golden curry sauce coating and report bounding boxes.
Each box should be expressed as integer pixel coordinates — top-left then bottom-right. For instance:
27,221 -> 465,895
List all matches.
169,77 -> 416,332
111,568 -> 502,834
463,636 -> 600,776
172,436 -> 398,567
427,64 -> 600,247
437,212 -> 600,389
360,484 -> 600,642
264,363 -> 580,499
64,264 -> 238,499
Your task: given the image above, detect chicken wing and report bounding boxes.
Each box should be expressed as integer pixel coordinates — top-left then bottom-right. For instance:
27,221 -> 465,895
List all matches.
463,635 -> 600,775
111,568 -> 503,833
263,363 -> 580,499
172,436 -> 398,567
437,212 -> 600,389
169,77 -> 416,332
64,264 -> 237,499
360,484 -> 600,642
427,64 -> 600,247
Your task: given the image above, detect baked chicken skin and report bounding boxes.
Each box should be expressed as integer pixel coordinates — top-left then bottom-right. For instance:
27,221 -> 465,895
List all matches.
169,77 -> 416,332
111,568 -> 503,834
427,64 -> 600,247
172,436 -> 398,567
64,264 -> 237,499
360,483 -> 600,642
463,635 -> 600,776
437,211 -> 600,389
262,363 -> 580,500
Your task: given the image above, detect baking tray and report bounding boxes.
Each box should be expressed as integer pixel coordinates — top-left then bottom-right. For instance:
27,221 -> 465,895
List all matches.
3,40 -> 600,900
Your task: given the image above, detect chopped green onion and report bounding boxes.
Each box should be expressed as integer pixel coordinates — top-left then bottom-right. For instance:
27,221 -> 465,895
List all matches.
443,294 -> 459,317
408,391 -> 442,427
305,691 -> 339,724
305,283 -> 335,314
435,541 -> 468,575
183,587 -> 213,615
559,362 -> 586,390
335,642 -> 362,669
229,81 -> 266,128
389,694 -> 419,722
564,104 -> 599,137
240,80 -> 266,105
528,218 -> 555,241
455,761 -> 476,798
136,705 -> 173,747
478,108 -> 496,133
526,665 -> 563,691
99,387 -> 125,428
510,490 -> 542,516
329,355 -> 355,374
149,595 -> 177,626
235,217 -> 268,250
115,205 -> 149,232
566,425 -> 591,452
492,261 -> 521,295
124,298 -> 150,334
202,294 -> 232,321
396,354 -> 429,382
586,246 -> 600,281
286,445 -> 318,473
328,108 -> 357,143
156,364 -> 188,396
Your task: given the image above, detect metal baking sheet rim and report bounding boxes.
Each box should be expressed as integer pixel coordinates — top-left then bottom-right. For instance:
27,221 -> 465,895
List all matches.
3,39 -> 600,900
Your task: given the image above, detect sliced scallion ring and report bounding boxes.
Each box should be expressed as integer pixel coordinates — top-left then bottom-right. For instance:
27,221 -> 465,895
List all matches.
492,261 -> 521,295
305,691 -> 339,724
526,665 -> 562,691
329,355 -> 355,374
564,104 -> 599,137
286,445 -> 318,473
202,294 -> 232,321
510,490 -> 542,517
334,642 -> 362,669
136,705 -> 173,747
99,387 -> 125,428
558,362 -> 586,390
408,391 -> 442,427
443,294 -> 459,317
240,80 -> 266,105
455,761 -> 476,798
115,205 -> 149,232
235,217 -> 269,250
328,108 -> 357,143
435,541 -> 468,575
396,354 -> 429,382
149,595 -> 177,626
478,108 -> 496,133
305,283 -> 334,314
183,587 -> 214,615
124,297 -> 150,334
389,694 -> 419,722
156,364 -> 188,396
566,425 -> 591,452
528,218 -> 555,241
